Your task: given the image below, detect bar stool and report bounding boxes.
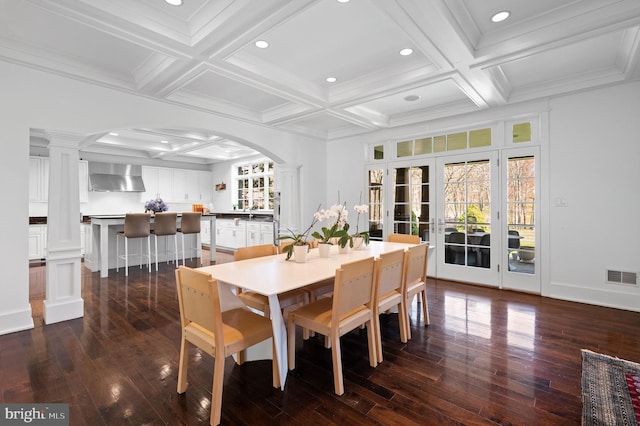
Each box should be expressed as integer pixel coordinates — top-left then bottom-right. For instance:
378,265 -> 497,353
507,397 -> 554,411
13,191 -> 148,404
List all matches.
179,212 -> 202,266
116,213 -> 151,276
151,212 -> 178,271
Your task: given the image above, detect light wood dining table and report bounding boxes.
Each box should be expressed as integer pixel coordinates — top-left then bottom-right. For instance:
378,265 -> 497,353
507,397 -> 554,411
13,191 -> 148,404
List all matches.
196,240 -> 416,389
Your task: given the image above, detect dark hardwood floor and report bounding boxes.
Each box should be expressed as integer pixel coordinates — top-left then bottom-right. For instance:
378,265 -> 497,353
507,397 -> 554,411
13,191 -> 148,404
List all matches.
3,251 -> 640,425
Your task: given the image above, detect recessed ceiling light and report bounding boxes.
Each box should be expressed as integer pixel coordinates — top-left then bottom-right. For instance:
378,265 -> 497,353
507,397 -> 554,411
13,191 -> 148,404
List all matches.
109,132 -> 118,136
255,40 -> 269,49
160,140 -> 168,144
326,77 -> 337,83
400,48 -> 413,56
491,10 -> 510,23
337,0 -> 350,3
165,0 -> 182,6
404,95 -> 420,102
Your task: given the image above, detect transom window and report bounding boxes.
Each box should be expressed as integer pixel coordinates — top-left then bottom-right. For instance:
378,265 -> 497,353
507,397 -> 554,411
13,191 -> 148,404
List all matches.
234,159 -> 274,210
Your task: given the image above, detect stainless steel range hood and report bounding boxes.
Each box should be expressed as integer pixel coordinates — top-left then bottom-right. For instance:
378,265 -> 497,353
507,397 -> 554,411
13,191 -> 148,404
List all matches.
88,162 -> 146,192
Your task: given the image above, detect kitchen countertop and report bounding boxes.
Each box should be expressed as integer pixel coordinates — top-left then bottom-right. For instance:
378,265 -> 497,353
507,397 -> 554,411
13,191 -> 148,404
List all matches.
32,212 -> 272,225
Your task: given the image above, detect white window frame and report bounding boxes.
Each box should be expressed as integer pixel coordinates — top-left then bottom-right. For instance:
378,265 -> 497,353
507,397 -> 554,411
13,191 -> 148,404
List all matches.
232,158 -> 274,211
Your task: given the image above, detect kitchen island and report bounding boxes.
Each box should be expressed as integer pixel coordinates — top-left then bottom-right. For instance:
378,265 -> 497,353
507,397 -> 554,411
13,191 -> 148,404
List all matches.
87,214 -> 216,278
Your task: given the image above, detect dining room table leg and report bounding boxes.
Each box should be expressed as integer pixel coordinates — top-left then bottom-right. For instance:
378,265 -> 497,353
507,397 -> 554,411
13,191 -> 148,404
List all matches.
268,294 -> 287,390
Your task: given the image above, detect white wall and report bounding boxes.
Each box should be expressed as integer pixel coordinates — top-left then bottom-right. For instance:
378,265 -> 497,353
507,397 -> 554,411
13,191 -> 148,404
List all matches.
547,82 -> 640,309
0,60 -> 325,335
327,80 -> 640,312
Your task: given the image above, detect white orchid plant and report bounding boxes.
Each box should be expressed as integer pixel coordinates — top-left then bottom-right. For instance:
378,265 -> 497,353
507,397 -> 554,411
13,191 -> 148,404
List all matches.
311,203 -> 349,244
352,203 -> 370,245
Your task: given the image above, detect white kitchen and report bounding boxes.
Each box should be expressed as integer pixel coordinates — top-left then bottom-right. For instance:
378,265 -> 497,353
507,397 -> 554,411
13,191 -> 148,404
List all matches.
28,146 -> 277,275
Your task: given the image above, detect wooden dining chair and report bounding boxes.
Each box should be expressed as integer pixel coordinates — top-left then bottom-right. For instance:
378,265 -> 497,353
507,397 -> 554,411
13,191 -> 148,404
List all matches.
234,244 -> 309,318
387,233 -> 420,244
175,266 -> 277,426
402,243 -> 429,340
287,256 -> 377,395
372,249 -> 408,363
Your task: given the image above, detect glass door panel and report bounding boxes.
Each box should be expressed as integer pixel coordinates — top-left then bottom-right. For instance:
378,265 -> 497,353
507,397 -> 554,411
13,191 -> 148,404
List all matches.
367,167 -> 384,241
502,147 -> 540,293
443,160 -> 491,267
437,152 -> 499,286
391,165 -> 431,242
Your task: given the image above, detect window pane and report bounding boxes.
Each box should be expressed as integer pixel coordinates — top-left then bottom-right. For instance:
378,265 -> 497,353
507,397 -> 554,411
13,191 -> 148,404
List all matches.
374,145 -> 384,160
513,123 -> 532,143
234,158 -> 274,211
469,128 -> 491,148
447,132 -> 467,151
368,169 -> 384,240
434,135 -> 446,152
415,137 -> 432,155
507,156 -> 535,274
444,160 -> 491,267
397,140 -> 412,157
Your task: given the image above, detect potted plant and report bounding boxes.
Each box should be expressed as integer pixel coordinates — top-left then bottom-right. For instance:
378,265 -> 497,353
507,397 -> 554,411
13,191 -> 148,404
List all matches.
351,203 -> 370,249
311,203 -> 348,257
278,205 -> 320,261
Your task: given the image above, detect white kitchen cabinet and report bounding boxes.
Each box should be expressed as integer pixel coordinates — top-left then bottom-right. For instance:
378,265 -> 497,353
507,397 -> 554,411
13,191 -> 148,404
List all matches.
29,157 -> 49,202
215,219 -> 273,249
141,166 -> 211,203
30,157 -> 87,203
140,166 -> 173,202
172,169 -> 188,201
173,169 -> 212,202
246,222 -> 261,246
216,219 -> 246,249
201,220 -> 211,245
29,225 -> 47,260
261,222 -> 274,245
197,171 -> 213,202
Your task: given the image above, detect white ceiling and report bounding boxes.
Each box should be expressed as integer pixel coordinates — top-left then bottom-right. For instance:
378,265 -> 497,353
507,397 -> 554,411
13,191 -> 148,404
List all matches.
4,0 -> 640,164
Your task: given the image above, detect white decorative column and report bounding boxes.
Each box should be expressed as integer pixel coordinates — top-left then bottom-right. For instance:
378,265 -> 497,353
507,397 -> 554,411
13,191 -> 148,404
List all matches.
275,164 -> 301,234
44,131 -> 83,324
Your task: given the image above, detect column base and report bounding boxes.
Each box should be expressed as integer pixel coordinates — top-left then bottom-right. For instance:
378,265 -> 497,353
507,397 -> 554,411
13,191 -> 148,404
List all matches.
43,297 -> 84,324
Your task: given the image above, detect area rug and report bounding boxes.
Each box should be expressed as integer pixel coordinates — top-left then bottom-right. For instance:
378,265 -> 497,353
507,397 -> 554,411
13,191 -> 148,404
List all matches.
581,349 -> 640,425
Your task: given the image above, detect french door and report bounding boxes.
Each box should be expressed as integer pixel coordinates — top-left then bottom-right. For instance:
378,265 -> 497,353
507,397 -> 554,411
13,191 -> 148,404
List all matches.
375,147 -> 540,293
384,159 -> 437,275
435,152 -> 500,286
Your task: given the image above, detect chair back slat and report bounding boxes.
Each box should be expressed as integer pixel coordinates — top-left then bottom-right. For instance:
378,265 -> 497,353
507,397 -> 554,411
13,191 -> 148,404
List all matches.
235,244 -> 276,261
376,249 -> 405,298
387,233 -> 420,244
405,244 -> 428,287
175,267 -> 223,345
333,257 -> 375,319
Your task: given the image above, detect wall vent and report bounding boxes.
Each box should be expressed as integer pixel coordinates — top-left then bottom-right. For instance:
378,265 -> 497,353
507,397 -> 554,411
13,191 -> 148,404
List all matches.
606,269 -> 638,286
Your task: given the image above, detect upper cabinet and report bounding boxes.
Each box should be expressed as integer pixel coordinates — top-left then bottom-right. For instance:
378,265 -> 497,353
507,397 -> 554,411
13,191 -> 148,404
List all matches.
30,157 -> 88,203
29,157 -> 49,202
141,166 -> 212,203
140,166 -> 173,202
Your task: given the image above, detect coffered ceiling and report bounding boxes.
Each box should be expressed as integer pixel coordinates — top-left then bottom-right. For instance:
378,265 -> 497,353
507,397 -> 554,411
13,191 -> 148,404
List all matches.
4,0 -> 640,164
